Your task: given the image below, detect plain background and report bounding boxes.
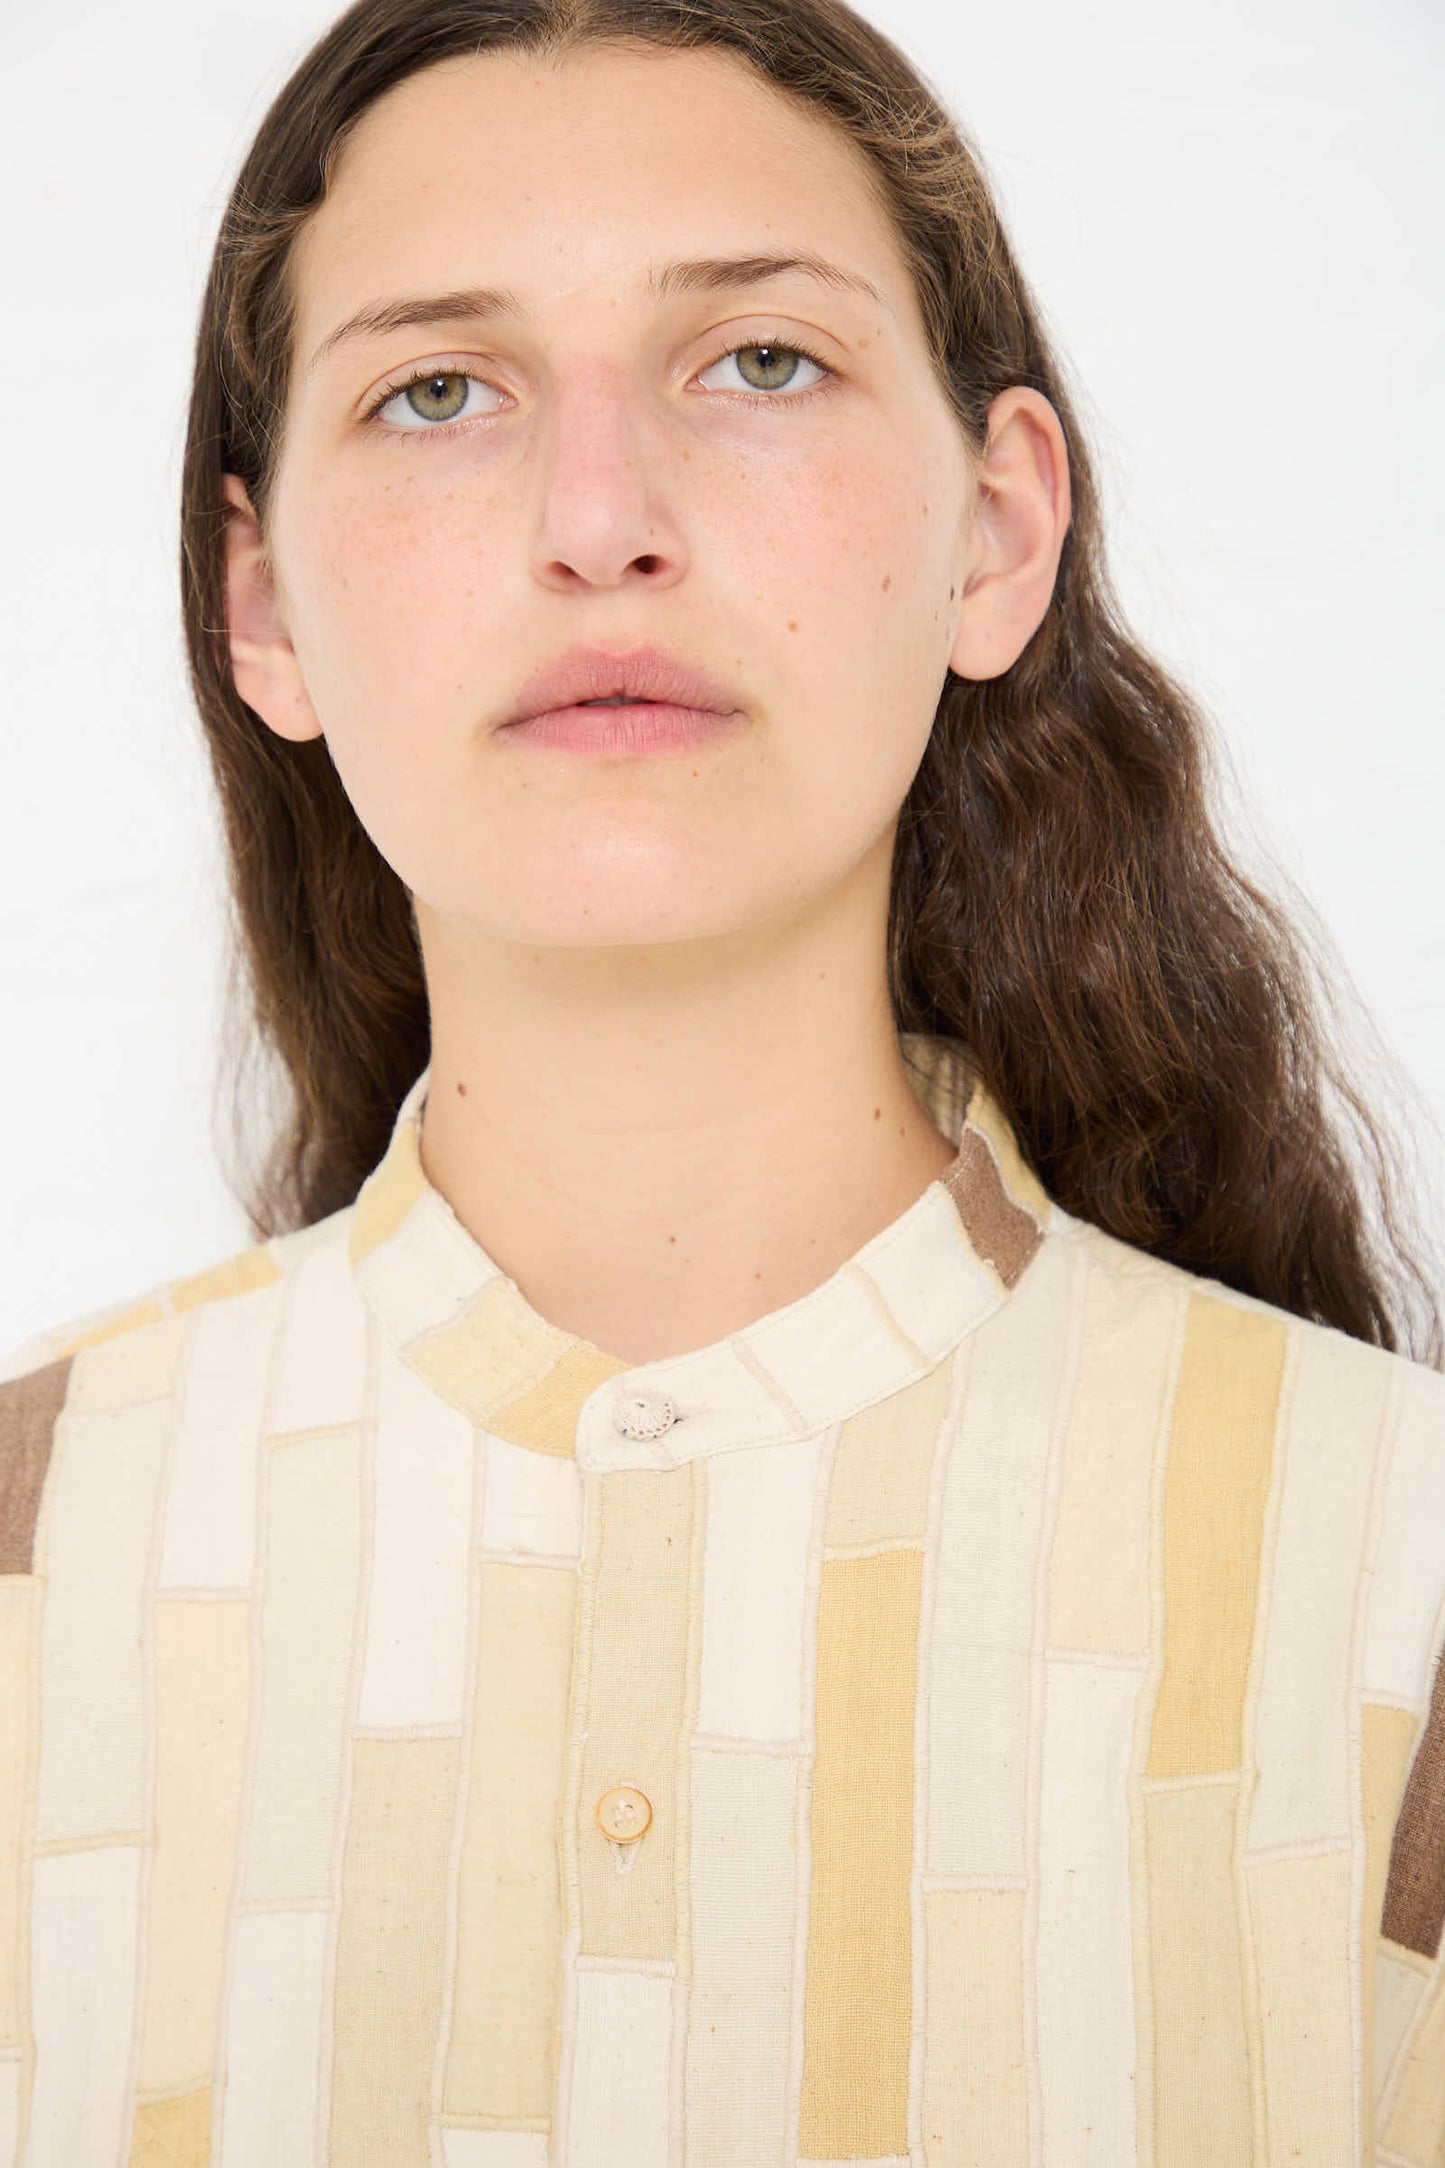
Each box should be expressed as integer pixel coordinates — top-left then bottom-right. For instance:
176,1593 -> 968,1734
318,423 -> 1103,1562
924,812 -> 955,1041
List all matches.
3,0 -> 1442,1353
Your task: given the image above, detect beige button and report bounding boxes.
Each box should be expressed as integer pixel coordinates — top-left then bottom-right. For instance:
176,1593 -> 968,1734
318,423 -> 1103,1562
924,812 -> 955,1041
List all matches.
596,1785 -> 652,1843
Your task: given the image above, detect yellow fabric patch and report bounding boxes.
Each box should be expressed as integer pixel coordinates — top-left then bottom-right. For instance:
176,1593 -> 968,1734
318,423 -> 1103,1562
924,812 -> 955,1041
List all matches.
1147,1293 -> 1287,1778
128,2086 -> 211,2166
349,1116 -> 428,1263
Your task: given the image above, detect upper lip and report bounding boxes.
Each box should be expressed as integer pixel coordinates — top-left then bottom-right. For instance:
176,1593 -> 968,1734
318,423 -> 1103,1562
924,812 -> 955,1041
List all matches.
502,643 -> 739,727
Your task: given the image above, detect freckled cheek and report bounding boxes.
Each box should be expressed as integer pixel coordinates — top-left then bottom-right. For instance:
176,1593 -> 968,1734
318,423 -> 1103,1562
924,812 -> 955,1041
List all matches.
789,459 -> 931,582
308,500 -> 505,652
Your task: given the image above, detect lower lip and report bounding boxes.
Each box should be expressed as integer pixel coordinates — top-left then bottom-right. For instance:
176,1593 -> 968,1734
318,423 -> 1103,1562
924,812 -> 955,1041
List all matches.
500,701 -> 742,754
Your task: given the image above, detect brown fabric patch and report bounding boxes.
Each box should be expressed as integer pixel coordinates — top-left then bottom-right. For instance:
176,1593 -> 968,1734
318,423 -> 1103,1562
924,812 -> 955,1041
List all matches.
1382,1636 -> 1445,1960
0,1354 -> 72,1574
943,1130 -> 1043,1289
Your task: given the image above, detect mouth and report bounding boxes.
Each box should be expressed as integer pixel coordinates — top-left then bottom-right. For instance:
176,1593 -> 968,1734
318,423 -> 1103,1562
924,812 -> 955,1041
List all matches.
502,643 -> 739,730
498,698 -> 744,756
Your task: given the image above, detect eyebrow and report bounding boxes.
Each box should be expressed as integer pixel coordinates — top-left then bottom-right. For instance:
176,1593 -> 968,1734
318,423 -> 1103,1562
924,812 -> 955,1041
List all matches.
303,251 -> 888,380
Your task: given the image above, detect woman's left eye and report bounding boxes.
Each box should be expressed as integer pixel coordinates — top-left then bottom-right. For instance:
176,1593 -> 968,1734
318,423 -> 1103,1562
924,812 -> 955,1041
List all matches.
362,338 -> 836,436
695,340 -> 833,402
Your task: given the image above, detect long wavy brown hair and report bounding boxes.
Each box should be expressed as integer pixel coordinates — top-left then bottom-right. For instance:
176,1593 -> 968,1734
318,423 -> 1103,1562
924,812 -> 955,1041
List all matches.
180,0 -> 1445,1368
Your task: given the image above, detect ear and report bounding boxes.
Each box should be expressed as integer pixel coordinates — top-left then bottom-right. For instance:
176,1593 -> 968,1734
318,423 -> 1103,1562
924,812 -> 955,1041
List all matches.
948,388 -> 1072,683
220,473 -> 324,742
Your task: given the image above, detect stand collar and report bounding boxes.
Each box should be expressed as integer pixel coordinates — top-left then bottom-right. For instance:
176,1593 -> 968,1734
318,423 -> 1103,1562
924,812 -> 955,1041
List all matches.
347,1033 -> 1056,1470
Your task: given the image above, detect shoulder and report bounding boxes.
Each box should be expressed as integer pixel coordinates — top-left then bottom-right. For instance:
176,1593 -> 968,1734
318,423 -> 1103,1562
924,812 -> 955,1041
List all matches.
1047,1205 -> 1445,1708
1047,1201 -> 1445,1448
2,1202 -> 357,1381
0,1205 -> 359,1571
1057,1201 -> 1440,1363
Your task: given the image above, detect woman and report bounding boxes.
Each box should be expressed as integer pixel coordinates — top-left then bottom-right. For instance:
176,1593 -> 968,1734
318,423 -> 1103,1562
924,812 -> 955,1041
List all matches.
3,0 -> 1443,2159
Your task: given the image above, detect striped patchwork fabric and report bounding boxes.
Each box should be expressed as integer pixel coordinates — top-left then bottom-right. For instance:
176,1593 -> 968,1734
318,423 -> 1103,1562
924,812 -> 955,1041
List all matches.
3,1029 -> 1445,2165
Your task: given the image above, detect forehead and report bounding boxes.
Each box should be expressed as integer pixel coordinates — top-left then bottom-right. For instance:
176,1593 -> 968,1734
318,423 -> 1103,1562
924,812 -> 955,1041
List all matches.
290,43 -> 910,336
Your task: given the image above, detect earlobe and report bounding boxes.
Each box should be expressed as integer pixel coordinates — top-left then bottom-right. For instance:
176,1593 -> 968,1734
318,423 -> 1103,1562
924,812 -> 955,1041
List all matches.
219,472 -> 324,742
946,389 -> 1071,684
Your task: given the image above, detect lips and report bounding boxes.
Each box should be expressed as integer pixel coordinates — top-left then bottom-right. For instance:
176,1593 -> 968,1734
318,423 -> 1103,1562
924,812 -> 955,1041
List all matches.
503,643 -> 739,728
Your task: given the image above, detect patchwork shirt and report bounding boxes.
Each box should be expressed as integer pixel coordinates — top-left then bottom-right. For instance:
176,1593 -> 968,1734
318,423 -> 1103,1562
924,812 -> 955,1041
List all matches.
2,1031 -> 1445,2166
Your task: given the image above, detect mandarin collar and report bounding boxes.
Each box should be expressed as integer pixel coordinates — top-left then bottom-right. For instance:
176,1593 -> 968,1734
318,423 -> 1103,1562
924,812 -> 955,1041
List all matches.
348,1032 -> 1055,1472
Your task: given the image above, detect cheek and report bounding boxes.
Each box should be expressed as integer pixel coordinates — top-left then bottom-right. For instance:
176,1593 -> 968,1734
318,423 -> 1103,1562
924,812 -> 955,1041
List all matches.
773,448 -> 950,699
280,493 -> 497,872
317,491 -> 499,648
293,488 -> 509,733
783,447 -> 939,597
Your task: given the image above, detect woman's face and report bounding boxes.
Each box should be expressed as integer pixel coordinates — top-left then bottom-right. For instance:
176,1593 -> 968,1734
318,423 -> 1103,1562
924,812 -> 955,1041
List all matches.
227,42 -> 982,957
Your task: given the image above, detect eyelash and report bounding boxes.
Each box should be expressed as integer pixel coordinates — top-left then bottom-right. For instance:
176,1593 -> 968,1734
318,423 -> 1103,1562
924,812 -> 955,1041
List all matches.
359,334 -> 838,438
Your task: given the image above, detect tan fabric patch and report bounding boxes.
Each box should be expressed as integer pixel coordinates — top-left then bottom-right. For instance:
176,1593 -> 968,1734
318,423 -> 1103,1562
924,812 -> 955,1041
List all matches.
1248,1850 -> 1355,2155
576,1466 -> 694,1962
1383,1635 -> 1445,1962
240,1425 -> 363,1904
1364,1697 -> 1422,2120
1143,1780 -> 1253,2159
136,1602 -> 251,2096
942,1130 -> 1043,1291
922,1887 -> 1029,2164
329,1735 -> 461,2164
444,1560 -> 576,2123
823,1356 -> 952,1550
0,1356 -> 71,1574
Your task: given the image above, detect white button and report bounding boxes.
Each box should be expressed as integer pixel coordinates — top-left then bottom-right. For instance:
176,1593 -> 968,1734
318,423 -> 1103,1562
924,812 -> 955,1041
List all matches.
596,1785 -> 653,1842
612,1389 -> 677,1441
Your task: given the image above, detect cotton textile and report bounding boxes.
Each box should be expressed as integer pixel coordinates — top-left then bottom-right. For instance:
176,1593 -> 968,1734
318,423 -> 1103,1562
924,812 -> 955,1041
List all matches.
2,1031 -> 1445,2166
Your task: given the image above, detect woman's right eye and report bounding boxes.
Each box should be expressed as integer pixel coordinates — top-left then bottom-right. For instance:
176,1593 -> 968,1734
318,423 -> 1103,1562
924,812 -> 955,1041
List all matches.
363,368 -> 495,432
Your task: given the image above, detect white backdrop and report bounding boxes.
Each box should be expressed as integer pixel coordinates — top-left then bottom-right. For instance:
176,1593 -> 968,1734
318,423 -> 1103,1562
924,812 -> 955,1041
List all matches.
3,0 -> 1442,1350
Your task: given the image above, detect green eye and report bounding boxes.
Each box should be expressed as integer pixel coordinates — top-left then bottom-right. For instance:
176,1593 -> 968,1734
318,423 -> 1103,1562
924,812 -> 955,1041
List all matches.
363,333 -> 837,438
